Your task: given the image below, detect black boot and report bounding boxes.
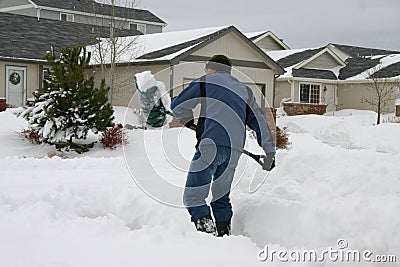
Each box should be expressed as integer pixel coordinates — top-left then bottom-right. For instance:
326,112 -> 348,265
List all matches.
194,216 -> 216,235
216,221 -> 231,237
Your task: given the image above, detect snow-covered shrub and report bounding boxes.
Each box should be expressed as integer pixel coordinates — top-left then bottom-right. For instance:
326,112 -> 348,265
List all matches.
100,124 -> 128,149
19,46 -> 114,149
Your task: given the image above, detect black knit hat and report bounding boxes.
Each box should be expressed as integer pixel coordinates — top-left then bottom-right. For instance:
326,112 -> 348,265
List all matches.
205,54 -> 232,73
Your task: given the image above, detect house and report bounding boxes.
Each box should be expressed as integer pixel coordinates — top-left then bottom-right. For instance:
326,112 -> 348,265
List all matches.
266,44 -> 400,114
86,25 -> 285,108
0,0 -> 167,108
0,12 -> 142,108
0,0 -> 166,34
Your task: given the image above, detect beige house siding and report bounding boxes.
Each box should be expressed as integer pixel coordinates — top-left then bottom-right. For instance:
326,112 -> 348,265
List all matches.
303,52 -> 342,69
337,83 -> 396,113
170,62 -> 204,96
254,37 -> 284,51
235,67 -> 274,107
337,84 -> 372,111
274,81 -> 291,107
193,33 -> 267,62
90,64 -> 170,107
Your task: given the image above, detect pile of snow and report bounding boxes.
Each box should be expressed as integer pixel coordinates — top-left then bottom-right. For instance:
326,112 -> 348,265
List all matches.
0,107 -> 399,266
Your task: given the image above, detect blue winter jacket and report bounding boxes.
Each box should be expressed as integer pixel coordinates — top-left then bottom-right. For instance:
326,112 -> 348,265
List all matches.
171,71 -> 276,154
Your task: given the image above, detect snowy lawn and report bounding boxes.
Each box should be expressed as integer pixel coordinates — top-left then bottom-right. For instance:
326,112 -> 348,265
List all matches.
0,107 -> 399,266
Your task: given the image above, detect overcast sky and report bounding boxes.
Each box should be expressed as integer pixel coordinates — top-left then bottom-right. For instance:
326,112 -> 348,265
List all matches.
135,0 -> 400,51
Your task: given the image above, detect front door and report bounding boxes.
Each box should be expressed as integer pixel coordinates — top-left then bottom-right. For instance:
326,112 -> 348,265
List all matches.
6,66 -> 26,107
325,85 -> 337,112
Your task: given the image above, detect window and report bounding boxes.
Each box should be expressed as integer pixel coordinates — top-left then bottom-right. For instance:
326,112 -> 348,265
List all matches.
60,13 -> 74,22
300,83 -> 320,104
130,23 -> 146,34
41,68 -> 51,87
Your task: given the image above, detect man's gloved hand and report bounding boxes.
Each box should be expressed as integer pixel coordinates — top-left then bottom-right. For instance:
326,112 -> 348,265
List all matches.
262,152 -> 276,171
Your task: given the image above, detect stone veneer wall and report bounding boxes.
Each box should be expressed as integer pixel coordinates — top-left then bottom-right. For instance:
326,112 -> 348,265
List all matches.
283,102 -> 327,116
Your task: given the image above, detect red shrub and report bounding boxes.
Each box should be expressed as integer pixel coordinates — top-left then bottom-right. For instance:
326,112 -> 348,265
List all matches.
276,126 -> 290,150
100,124 -> 128,149
21,129 -> 42,144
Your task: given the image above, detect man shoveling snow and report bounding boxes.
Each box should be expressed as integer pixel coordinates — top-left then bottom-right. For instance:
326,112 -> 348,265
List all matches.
134,56 -> 275,237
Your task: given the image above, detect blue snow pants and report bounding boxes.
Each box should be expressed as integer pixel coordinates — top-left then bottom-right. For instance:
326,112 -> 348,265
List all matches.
183,143 -> 241,223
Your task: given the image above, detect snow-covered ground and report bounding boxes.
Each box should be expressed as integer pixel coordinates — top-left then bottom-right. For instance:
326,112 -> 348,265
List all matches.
0,107 -> 399,266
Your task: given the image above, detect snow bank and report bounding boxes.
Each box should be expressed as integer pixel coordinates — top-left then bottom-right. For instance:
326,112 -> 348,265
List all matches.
0,108 -> 399,266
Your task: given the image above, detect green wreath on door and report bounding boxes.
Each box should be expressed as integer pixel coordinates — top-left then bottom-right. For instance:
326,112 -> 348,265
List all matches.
9,72 -> 21,85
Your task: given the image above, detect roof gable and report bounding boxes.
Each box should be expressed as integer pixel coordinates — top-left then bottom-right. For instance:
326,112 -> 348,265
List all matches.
175,27 -> 284,74
246,31 -> 290,51
295,48 -> 346,70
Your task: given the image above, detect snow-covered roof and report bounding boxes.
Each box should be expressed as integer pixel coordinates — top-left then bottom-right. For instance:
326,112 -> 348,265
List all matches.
87,25 -> 285,74
267,48 -> 315,62
87,26 -> 229,64
347,54 -> 400,80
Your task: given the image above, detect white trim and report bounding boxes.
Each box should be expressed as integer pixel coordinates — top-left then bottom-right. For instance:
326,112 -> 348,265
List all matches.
299,82 -> 322,104
60,12 -> 74,22
5,66 -> 27,107
277,76 -> 395,84
294,47 -> 347,70
0,55 -> 46,63
36,7 -> 41,20
130,22 -> 146,33
252,31 -> 290,50
0,4 -> 33,12
27,0 -> 38,8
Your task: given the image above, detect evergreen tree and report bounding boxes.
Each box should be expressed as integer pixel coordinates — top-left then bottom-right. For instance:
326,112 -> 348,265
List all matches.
20,46 -> 114,146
